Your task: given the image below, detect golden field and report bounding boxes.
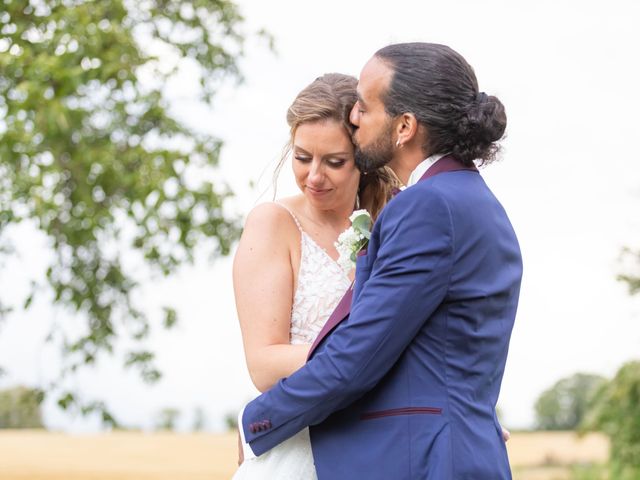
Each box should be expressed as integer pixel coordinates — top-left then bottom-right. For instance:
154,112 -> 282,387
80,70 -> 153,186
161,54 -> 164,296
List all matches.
0,430 -> 609,480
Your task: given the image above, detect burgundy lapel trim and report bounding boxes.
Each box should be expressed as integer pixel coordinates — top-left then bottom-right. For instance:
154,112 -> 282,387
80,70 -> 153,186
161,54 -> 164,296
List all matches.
308,285 -> 353,359
420,154 -> 478,182
307,155 -> 476,360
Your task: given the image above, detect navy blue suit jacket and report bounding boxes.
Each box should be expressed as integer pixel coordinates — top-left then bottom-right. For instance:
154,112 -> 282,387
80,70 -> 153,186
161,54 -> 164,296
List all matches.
243,159 -> 522,479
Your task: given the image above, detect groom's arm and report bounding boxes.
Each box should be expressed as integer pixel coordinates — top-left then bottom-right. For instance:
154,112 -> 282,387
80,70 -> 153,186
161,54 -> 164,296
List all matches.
242,187 -> 454,455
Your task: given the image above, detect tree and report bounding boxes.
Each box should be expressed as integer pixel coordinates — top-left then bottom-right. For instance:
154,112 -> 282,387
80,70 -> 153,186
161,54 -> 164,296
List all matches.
224,410 -> 238,431
0,0 -> 260,423
534,373 -> 606,430
191,406 -> 206,432
583,361 -> 640,480
578,249 -> 640,478
0,385 -> 45,428
618,247 -> 640,295
156,407 -> 180,431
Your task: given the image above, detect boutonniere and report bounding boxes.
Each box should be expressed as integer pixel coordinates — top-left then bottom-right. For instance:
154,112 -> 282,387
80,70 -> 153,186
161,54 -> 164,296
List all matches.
335,209 -> 372,274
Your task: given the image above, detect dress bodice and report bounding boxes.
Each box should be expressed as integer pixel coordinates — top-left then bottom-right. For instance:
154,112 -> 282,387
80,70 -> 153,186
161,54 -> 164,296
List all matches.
277,203 -> 351,345
232,203 -> 350,480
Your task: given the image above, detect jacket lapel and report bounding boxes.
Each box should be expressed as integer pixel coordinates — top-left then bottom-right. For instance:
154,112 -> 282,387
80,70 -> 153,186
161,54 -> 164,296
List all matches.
419,154 -> 478,181
307,155 -> 477,359
307,286 -> 353,359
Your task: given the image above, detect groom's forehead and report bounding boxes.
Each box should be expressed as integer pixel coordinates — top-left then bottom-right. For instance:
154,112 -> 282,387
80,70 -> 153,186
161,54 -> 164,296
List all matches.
358,56 -> 393,103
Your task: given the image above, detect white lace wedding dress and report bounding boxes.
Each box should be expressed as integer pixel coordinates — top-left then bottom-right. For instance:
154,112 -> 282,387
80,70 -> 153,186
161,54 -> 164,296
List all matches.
233,203 -> 351,480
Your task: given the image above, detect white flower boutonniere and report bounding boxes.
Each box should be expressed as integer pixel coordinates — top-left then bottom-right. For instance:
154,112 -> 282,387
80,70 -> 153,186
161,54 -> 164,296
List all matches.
334,209 -> 372,274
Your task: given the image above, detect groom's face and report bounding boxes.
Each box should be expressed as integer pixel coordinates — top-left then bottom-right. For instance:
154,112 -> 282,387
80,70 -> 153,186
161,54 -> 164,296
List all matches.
350,57 -> 395,172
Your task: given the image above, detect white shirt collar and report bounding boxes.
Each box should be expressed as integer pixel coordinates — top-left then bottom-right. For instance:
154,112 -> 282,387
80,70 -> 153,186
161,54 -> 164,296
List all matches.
405,153 -> 448,188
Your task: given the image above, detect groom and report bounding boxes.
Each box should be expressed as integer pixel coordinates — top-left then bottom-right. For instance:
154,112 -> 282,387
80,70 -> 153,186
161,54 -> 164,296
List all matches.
241,43 -> 522,479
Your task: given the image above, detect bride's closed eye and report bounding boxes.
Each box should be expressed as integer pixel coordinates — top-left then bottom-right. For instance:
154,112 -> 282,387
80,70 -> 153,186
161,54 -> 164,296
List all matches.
294,156 -> 348,168
327,158 -> 347,168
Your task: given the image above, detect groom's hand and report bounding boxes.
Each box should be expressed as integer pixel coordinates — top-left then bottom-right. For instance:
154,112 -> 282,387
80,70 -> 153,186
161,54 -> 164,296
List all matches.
502,426 -> 511,442
237,429 -> 244,466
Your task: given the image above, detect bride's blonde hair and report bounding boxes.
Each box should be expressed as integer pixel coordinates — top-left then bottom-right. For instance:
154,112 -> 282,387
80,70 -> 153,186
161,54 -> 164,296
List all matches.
273,73 -> 401,220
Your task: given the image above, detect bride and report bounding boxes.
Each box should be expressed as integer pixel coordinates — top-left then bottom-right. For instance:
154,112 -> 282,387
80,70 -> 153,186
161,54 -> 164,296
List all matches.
232,73 -> 398,478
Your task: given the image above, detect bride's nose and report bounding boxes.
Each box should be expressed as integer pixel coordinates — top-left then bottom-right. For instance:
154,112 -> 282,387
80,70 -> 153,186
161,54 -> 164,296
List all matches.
307,159 -> 325,185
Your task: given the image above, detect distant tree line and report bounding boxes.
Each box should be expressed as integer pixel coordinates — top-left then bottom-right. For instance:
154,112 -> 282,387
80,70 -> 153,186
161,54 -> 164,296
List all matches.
0,386 -> 44,428
534,373 -> 606,431
531,231 -> 640,479
534,362 -> 640,479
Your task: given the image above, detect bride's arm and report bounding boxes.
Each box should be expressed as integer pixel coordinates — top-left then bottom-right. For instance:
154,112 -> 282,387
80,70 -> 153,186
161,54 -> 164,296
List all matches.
233,203 -> 310,393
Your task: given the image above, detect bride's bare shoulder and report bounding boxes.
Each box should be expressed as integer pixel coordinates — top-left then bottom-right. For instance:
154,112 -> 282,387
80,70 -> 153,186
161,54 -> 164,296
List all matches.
242,198 -> 302,240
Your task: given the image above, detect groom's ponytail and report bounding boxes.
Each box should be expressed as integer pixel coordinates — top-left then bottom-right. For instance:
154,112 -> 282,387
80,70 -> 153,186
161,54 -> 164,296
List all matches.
452,92 -> 506,166
375,43 -> 507,167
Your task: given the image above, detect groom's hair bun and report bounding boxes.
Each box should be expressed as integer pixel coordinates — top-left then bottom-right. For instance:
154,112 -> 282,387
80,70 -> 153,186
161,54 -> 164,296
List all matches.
375,42 -> 507,167
453,92 -> 506,166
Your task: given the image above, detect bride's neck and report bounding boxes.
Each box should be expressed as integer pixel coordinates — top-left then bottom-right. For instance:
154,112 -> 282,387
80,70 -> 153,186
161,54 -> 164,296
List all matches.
303,201 -> 352,231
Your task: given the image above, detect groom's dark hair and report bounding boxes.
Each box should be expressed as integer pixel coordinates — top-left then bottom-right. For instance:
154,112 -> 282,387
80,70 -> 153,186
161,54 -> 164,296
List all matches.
375,43 -> 506,167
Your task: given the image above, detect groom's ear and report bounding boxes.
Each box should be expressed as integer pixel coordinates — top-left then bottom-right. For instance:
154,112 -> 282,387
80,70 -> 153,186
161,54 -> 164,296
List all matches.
394,112 -> 419,146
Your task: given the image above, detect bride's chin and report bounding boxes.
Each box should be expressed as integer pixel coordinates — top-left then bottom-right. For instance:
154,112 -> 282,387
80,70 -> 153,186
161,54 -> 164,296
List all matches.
304,196 -> 334,211
305,190 -> 330,203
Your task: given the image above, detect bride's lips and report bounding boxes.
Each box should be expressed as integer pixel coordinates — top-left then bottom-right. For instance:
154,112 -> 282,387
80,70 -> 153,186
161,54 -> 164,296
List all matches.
306,186 -> 332,197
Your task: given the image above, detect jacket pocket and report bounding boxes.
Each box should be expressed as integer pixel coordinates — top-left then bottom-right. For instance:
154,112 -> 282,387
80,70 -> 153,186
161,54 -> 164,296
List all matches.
360,407 -> 442,421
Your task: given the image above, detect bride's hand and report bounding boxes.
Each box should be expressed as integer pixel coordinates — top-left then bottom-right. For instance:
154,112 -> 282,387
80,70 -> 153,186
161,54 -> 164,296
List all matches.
237,429 -> 244,466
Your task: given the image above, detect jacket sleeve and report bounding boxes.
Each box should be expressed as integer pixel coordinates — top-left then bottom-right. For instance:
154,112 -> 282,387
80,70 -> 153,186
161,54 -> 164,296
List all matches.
242,186 -> 454,455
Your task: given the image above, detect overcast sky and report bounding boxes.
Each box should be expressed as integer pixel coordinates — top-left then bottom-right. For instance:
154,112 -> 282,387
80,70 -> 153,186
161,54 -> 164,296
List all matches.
1,0 -> 639,432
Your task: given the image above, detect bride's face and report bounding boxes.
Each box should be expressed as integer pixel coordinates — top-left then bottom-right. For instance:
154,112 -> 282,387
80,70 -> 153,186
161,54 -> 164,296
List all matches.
292,119 -> 360,211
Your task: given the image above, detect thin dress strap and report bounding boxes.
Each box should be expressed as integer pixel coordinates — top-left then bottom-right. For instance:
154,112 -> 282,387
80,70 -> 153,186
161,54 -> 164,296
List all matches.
273,202 -> 303,233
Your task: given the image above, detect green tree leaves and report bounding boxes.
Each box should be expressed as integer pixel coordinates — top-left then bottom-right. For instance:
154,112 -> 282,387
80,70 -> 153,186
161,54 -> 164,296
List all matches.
0,386 -> 45,429
618,247 -> 640,295
0,0 -> 253,424
584,362 -> 640,479
534,373 -> 606,431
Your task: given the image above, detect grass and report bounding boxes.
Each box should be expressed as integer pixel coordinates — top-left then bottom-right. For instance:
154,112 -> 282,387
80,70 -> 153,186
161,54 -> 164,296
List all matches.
0,430 -> 609,480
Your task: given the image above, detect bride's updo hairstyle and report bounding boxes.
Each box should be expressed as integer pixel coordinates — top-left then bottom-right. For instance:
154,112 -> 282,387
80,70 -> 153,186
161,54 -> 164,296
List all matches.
274,73 -> 400,220
375,43 -> 507,166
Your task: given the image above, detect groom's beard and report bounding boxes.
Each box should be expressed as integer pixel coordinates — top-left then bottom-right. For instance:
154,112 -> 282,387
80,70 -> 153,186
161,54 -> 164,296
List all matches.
354,122 -> 395,173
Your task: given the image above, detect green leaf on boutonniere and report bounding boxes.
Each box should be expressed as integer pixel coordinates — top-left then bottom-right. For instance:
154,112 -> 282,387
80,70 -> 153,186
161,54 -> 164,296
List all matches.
352,215 -> 372,239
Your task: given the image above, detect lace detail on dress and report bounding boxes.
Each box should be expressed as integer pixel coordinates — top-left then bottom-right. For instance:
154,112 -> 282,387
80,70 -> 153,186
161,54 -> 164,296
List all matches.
290,231 -> 351,343
274,203 -> 351,344
232,202 -> 351,480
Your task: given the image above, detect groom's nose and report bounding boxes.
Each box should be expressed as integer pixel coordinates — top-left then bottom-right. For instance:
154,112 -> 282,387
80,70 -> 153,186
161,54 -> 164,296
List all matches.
349,103 -> 360,126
